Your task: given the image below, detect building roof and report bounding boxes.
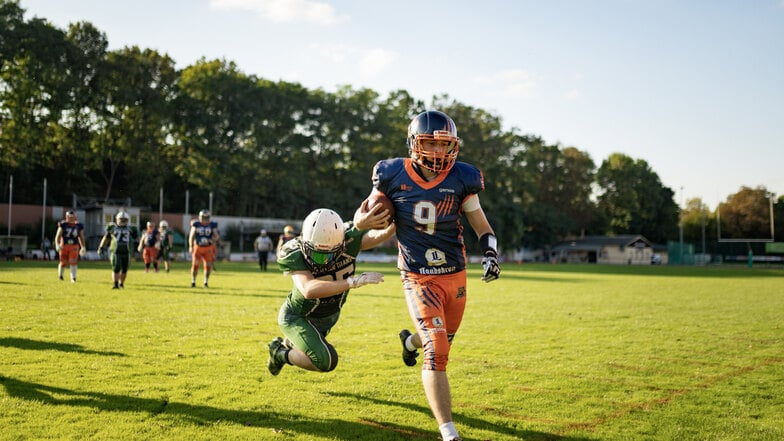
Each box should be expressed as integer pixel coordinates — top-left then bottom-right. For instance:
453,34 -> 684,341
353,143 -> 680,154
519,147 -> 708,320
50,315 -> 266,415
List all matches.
552,235 -> 653,252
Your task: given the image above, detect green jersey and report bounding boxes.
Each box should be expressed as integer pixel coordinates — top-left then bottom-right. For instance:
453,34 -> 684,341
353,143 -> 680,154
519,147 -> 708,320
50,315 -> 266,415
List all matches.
105,223 -> 135,254
277,226 -> 366,318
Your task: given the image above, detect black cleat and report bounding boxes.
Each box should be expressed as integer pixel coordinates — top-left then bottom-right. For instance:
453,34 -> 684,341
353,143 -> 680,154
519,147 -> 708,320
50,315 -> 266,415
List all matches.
267,337 -> 286,376
399,330 -> 419,367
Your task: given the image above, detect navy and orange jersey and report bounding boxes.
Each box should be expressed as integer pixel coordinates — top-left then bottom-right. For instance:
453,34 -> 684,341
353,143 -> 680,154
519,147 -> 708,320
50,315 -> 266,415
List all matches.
58,221 -> 84,245
191,221 -> 218,246
143,229 -> 160,247
372,158 -> 485,275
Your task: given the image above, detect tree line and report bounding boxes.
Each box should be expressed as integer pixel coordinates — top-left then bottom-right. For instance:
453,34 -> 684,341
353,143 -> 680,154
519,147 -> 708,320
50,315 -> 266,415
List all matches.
2,1 -> 780,252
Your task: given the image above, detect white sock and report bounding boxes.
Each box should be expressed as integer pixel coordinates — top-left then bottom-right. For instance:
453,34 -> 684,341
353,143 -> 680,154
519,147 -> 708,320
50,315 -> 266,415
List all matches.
70,266 -> 77,280
58,265 -> 64,278
439,422 -> 458,441
404,335 -> 417,351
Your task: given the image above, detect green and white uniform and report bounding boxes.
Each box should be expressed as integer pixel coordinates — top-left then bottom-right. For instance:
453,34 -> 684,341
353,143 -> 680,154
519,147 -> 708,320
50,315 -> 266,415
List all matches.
104,223 -> 135,273
276,225 -> 366,372
159,229 -> 173,261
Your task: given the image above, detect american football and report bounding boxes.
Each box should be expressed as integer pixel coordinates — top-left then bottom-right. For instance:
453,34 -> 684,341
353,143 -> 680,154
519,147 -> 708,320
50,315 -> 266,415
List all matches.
361,191 -> 395,228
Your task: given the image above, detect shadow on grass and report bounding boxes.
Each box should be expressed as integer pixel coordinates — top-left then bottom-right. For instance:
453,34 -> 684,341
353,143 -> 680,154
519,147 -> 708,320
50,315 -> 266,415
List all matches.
326,391 -> 594,441
0,376 -> 439,440
0,337 -> 126,357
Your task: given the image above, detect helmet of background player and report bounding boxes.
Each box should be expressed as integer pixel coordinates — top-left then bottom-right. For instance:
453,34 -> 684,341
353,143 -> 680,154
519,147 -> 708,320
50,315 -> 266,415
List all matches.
284,225 -> 294,235
300,209 -> 345,268
260,229 -> 267,236
159,220 -> 169,230
147,222 -> 154,230
199,209 -> 211,223
407,110 -> 460,174
65,210 -> 77,222
116,211 -> 130,227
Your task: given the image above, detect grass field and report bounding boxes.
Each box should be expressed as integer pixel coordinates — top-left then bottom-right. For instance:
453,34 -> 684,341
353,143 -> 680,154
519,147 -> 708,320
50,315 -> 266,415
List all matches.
1,260 -> 783,440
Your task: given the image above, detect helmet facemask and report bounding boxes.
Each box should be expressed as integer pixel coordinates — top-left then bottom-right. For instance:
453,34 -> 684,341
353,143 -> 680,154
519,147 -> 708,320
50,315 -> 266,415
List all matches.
300,209 -> 345,268
407,110 -> 461,174
302,240 -> 345,267
409,133 -> 460,173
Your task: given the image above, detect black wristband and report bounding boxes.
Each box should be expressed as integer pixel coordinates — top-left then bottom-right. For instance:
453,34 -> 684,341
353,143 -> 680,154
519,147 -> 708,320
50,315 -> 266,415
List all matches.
479,233 -> 497,256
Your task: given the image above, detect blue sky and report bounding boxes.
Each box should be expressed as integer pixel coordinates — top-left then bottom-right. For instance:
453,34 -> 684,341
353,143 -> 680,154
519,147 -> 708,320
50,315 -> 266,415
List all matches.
20,0 -> 784,209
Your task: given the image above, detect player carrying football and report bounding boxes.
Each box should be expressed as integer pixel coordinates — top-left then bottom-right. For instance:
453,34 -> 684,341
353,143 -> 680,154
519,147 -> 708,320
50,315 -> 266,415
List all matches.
367,110 -> 501,441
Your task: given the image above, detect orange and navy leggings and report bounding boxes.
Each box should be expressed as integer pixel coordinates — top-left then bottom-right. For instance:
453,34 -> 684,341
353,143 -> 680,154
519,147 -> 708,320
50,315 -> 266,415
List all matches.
401,270 -> 467,371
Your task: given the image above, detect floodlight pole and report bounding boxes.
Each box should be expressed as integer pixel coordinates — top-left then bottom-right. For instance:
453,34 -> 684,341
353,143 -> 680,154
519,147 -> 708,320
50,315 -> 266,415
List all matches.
770,195 -> 775,239
679,186 -> 684,264
7,175 -> 12,237
701,207 -> 706,255
159,187 -> 163,223
42,178 -> 47,245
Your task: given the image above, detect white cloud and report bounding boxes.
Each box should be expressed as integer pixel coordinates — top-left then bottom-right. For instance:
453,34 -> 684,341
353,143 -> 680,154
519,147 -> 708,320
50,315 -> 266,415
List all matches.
311,43 -> 398,78
474,69 -> 537,98
210,0 -> 349,24
564,88 -> 581,100
357,48 -> 399,76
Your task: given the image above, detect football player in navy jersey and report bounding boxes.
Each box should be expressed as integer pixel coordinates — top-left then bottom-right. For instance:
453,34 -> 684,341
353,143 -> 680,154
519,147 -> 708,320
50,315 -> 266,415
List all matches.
54,210 -> 87,282
368,110 -> 500,441
188,209 -> 220,288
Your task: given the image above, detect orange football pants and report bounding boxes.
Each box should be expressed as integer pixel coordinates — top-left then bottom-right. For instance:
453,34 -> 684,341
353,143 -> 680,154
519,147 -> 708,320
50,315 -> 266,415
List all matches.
142,247 -> 159,264
191,244 -> 216,271
401,270 -> 467,371
59,244 -> 81,266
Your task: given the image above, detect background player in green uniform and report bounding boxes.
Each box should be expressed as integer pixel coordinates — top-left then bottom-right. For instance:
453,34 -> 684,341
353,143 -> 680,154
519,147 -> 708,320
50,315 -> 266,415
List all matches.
97,211 -> 137,289
268,206 -> 393,375
157,220 -> 174,273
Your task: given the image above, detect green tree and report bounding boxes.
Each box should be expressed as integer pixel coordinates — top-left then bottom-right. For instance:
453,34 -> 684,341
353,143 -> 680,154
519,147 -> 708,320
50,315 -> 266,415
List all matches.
88,46 -> 177,203
718,186 -> 774,240
681,197 -> 715,254
0,2 -> 72,172
596,153 -> 678,243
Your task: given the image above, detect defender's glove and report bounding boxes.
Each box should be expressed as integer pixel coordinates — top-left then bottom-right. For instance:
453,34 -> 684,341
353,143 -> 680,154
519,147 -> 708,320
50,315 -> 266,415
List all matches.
346,272 -> 384,289
479,233 -> 501,283
97,247 -> 105,258
79,247 -> 86,257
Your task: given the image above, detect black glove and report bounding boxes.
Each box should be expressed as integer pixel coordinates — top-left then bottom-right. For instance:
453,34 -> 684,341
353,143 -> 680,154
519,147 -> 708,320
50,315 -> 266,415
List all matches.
479,233 -> 500,282
481,252 -> 500,282
97,247 -> 104,258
